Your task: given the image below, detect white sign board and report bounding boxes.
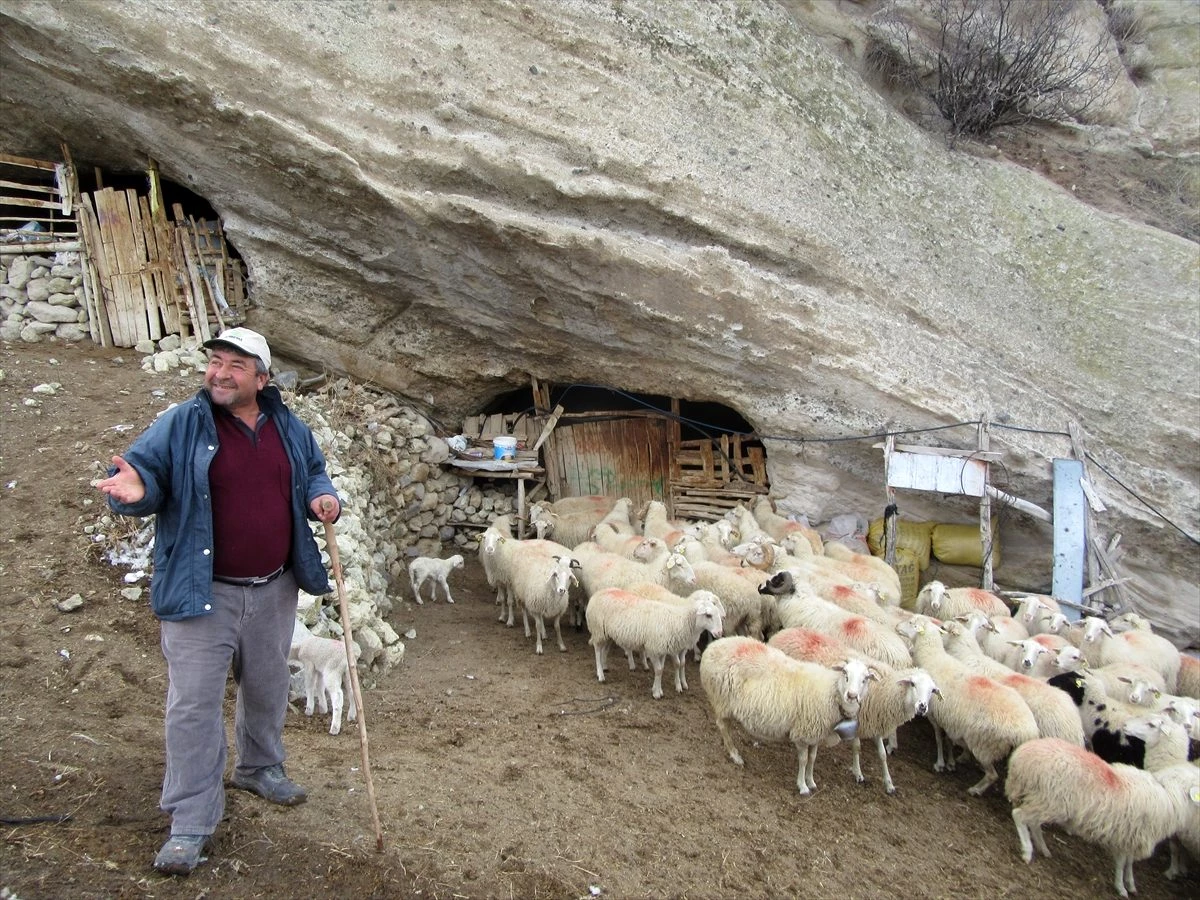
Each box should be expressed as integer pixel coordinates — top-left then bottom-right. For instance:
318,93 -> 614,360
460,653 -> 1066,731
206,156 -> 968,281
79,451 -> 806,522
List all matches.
886,451 -> 987,497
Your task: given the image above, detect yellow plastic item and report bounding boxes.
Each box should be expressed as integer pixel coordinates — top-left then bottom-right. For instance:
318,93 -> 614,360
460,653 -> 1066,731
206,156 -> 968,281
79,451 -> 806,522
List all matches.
867,518 -> 934,571
931,520 -> 1001,568
893,548 -> 921,611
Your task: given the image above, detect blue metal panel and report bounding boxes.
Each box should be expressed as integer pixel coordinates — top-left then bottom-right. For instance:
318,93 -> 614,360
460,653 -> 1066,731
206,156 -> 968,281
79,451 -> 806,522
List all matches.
1052,458 -> 1086,616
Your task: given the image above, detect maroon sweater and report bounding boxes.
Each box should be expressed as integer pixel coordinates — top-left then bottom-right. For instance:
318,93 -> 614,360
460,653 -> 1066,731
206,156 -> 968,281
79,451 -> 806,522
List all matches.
210,408 -> 293,578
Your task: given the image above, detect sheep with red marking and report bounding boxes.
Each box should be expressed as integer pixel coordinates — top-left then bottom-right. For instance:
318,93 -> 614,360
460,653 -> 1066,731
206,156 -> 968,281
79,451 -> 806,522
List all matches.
941,620 -> 1084,746
762,571 -> 911,669
751,495 -> 822,554
1176,655 -> 1200,700
1005,716 -> 1195,898
768,627 -> 941,795
1078,617 -> 1182,692
896,616 -> 1040,795
699,635 -> 872,795
915,580 -> 1010,620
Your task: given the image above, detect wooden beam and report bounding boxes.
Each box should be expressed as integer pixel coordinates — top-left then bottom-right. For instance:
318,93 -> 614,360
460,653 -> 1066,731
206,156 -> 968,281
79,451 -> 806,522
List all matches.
530,404 -> 564,453
984,484 -> 1051,523
0,152 -> 58,170
0,241 -> 82,254
978,418 -> 994,590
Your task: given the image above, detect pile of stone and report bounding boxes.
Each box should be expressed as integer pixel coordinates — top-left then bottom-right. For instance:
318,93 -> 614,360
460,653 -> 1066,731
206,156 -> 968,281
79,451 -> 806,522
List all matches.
0,252 -> 92,343
94,343 -> 518,685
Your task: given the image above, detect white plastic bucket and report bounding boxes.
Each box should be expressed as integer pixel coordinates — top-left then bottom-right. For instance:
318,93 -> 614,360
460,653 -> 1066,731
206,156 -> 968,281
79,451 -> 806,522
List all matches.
492,435 -> 518,460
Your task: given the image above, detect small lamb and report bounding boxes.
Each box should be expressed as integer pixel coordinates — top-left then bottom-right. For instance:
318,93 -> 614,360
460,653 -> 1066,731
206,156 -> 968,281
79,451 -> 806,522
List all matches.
409,553 -> 465,604
290,634 -> 361,736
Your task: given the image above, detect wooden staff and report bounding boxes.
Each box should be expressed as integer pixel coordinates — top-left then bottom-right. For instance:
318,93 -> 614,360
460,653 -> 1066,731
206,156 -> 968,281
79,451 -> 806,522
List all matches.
322,503 -> 384,851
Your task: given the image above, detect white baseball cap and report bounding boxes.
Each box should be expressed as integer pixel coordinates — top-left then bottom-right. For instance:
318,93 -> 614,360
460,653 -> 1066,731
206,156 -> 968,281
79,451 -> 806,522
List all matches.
203,327 -> 271,371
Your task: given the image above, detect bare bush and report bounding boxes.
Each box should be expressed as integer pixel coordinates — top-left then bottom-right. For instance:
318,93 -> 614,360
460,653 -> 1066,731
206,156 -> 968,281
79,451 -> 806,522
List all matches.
881,0 -> 1120,143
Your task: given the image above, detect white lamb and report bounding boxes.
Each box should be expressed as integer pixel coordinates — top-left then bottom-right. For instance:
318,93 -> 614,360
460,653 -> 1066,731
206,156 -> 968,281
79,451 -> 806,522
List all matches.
896,616 -> 1040,795
1005,716 -> 1195,898
289,635 -> 360,736
408,553 -> 465,604
586,586 -> 724,699
699,635 -> 872,795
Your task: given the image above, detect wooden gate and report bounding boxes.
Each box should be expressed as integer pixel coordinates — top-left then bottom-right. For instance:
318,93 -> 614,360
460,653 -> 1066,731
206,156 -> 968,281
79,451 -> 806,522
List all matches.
541,413 -> 672,512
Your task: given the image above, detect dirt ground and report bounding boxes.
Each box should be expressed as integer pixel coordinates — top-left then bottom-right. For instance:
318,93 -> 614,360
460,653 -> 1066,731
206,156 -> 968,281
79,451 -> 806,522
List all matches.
1,337 -> 1196,900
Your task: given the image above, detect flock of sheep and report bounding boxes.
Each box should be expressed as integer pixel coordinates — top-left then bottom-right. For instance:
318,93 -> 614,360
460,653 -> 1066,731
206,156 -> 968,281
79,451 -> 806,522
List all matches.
404,494 -> 1198,898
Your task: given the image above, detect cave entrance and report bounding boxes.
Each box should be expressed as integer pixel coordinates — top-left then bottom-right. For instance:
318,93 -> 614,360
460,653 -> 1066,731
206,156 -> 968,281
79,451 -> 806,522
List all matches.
0,146 -> 249,347
456,379 -> 769,524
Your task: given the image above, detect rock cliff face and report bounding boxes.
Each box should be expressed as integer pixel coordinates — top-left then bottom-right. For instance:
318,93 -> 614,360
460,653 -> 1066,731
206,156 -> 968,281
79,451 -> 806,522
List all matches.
1,0 -> 1196,642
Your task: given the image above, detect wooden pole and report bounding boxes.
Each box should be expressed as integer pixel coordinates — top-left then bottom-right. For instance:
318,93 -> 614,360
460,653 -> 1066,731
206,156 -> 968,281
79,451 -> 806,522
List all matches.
882,433 -> 898,567
322,513 -> 384,852
978,417 -> 994,591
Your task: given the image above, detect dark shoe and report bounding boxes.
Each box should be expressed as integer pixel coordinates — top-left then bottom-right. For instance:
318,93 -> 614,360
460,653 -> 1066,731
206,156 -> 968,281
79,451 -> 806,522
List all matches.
153,834 -> 209,876
230,763 -> 307,806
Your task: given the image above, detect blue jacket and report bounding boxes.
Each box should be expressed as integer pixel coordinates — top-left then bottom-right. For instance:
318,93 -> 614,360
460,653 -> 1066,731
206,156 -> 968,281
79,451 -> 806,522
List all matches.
107,386 -> 337,621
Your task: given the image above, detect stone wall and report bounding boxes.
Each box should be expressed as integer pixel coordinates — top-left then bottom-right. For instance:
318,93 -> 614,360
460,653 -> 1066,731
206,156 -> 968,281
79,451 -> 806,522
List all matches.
0,253 -> 92,344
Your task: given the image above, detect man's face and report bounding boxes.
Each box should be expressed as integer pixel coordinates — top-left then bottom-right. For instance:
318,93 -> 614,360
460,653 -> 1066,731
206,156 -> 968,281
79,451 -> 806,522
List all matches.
204,347 -> 268,412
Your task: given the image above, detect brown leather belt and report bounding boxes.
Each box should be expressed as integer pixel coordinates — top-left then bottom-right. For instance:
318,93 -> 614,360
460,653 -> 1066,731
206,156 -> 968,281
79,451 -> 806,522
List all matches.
213,564 -> 288,587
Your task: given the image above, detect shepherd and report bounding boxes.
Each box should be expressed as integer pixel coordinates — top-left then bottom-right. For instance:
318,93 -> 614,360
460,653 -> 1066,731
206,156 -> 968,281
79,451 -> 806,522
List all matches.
97,327 -> 342,877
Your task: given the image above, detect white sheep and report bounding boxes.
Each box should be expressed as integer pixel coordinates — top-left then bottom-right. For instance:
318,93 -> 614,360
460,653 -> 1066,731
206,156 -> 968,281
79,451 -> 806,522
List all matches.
1005,717 -> 1195,898
586,586 -> 724,699
408,553 -> 465,604
574,542 -> 695,599
667,557 -> 772,640
1176,655 -> 1199,700
289,635 -> 360,736
848,667 -> 941,794
479,514 -> 516,618
1089,662 -> 1169,707
915,580 -> 1010,620
506,542 -> 580,654
896,616 -> 1040,795
751,495 -> 822,554
593,496 -> 636,536
1012,594 -> 1062,635
763,571 -> 912,669
1078,617 -> 1182,692
699,635 -> 872,795
528,496 -> 622,546
821,542 -> 902,605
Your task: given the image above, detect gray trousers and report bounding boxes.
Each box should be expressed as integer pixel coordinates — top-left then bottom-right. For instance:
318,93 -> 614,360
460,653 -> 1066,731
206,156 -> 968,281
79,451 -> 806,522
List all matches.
158,571 -> 298,836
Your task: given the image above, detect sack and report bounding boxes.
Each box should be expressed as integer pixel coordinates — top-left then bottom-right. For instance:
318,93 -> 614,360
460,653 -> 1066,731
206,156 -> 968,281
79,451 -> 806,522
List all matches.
867,518 -> 934,571
893,548 -> 921,611
931,520 -> 1001,568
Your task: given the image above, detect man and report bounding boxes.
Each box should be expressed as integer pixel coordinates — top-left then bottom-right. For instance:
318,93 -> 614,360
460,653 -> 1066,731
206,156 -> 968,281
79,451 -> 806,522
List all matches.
97,327 -> 341,877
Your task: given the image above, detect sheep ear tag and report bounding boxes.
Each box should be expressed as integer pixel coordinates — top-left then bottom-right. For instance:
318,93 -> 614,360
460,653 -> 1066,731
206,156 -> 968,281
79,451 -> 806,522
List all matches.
1190,786 -> 1200,805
